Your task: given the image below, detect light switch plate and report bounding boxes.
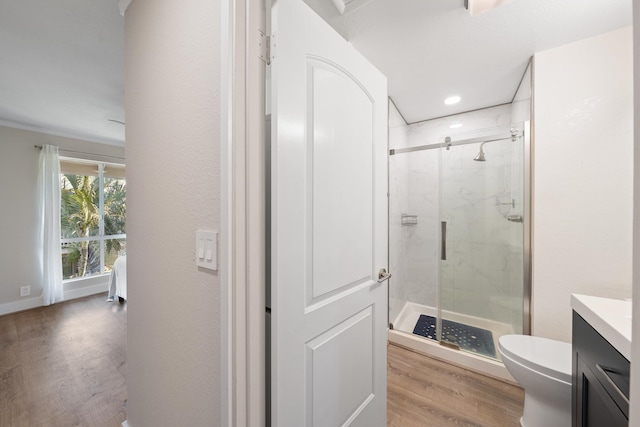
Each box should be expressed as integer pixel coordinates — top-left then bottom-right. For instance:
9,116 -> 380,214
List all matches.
196,230 -> 217,270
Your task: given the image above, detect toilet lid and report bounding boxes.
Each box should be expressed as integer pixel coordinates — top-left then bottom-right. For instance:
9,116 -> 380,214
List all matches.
498,335 -> 572,383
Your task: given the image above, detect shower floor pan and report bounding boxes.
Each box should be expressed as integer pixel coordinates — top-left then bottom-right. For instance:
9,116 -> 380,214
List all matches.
413,314 -> 497,358
392,302 -> 516,362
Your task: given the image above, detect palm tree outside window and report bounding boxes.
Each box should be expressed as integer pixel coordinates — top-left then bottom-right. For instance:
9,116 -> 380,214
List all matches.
60,160 -> 126,280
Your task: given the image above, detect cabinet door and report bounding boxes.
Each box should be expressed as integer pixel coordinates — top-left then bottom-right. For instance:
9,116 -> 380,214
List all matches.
575,355 -> 628,427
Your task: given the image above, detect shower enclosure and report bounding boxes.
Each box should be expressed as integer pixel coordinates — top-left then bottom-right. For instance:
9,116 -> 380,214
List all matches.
388,123 -> 530,365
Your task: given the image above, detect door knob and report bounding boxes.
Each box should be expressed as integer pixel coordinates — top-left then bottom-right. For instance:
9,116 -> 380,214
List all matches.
377,268 -> 392,283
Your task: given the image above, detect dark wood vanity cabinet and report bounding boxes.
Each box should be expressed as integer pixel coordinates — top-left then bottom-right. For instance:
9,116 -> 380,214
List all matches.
572,312 -> 630,427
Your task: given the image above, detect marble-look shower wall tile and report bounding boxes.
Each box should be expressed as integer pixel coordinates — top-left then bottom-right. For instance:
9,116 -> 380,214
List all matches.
388,100 -> 410,323
440,132 -> 525,325
407,104 -> 513,146
512,62 -> 532,125
389,100 -> 527,332
403,104 -> 524,326
389,99 -> 410,150
399,148 -> 441,311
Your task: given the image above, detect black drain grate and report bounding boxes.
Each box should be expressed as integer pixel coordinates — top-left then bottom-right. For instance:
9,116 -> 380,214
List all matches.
412,314 -> 496,358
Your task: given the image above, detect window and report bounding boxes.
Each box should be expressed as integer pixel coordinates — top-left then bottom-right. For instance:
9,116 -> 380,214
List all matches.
60,160 -> 126,280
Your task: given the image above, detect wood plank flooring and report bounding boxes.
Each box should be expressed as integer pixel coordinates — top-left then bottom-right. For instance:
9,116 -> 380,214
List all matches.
0,293 -> 127,427
388,343 -> 525,427
1,294 -> 523,427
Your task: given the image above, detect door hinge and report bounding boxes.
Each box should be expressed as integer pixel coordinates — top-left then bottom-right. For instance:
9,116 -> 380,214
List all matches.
259,31 -> 275,64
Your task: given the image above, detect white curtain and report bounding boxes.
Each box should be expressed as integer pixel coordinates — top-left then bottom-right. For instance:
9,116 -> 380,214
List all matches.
38,145 -> 64,306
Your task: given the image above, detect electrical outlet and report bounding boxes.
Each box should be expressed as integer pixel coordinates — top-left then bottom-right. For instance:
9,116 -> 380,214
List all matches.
20,286 -> 30,297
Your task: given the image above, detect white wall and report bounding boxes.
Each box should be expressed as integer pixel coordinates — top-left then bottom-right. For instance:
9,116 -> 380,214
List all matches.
0,126 -> 124,314
533,26 -> 633,343
124,0 -> 221,425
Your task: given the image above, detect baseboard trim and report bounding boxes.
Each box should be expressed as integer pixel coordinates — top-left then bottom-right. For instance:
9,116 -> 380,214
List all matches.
0,296 -> 42,317
0,283 -> 109,316
64,283 -> 109,301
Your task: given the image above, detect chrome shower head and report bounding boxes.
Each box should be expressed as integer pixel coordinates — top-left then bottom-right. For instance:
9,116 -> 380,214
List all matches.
473,143 -> 486,162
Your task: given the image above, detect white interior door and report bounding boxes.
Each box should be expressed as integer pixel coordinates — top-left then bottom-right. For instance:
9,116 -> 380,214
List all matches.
270,0 -> 388,426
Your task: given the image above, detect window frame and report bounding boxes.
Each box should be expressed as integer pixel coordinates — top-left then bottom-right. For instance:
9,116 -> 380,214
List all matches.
60,159 -> 126,282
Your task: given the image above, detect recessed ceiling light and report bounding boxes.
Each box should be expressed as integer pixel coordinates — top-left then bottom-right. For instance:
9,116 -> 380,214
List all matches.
444,96 -> 461,105
450,123 -> 463,129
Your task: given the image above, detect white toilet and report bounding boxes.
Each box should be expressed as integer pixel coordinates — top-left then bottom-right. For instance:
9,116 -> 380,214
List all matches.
498,335 -> 572,427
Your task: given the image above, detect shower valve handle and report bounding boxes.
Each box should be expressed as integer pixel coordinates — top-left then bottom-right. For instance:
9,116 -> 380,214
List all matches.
507,214 -> 523,223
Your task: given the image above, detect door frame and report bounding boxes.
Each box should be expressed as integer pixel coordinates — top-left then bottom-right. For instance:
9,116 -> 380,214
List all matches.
221,0 -> 267,425
222,0 -> 387,425
219,2 -> 640,426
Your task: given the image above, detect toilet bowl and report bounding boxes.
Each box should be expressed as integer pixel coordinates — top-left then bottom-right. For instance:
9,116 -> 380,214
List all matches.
498,335 -> 572,427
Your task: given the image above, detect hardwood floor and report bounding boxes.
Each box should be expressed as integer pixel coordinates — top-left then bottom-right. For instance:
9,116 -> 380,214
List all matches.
0,293 -> 127,427
388,343 -> 525,427
1,295 -> 522,427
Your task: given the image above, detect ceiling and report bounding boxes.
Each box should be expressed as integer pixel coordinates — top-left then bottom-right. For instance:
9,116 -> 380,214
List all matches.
0,0 -> 124,146
0,0 -> 631,145
303,0 -> 632,123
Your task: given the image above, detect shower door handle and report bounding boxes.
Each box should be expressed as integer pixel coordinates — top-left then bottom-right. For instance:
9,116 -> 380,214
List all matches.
441,221 -> 447,261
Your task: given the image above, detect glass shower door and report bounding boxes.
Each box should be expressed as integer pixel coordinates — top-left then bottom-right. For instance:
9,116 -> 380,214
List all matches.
388,147 -> 441,337
438,125 -> 525,360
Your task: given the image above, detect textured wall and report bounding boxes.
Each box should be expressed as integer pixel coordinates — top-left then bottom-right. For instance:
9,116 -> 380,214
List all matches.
124,0 -> 221,425
533,26 -> 633,343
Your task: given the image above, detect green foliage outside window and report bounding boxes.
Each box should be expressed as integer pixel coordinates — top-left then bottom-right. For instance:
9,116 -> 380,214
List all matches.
61,173 -> 126,279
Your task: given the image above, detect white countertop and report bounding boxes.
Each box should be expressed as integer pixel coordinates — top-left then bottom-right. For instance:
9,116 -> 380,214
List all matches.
571,294 -> 632,360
